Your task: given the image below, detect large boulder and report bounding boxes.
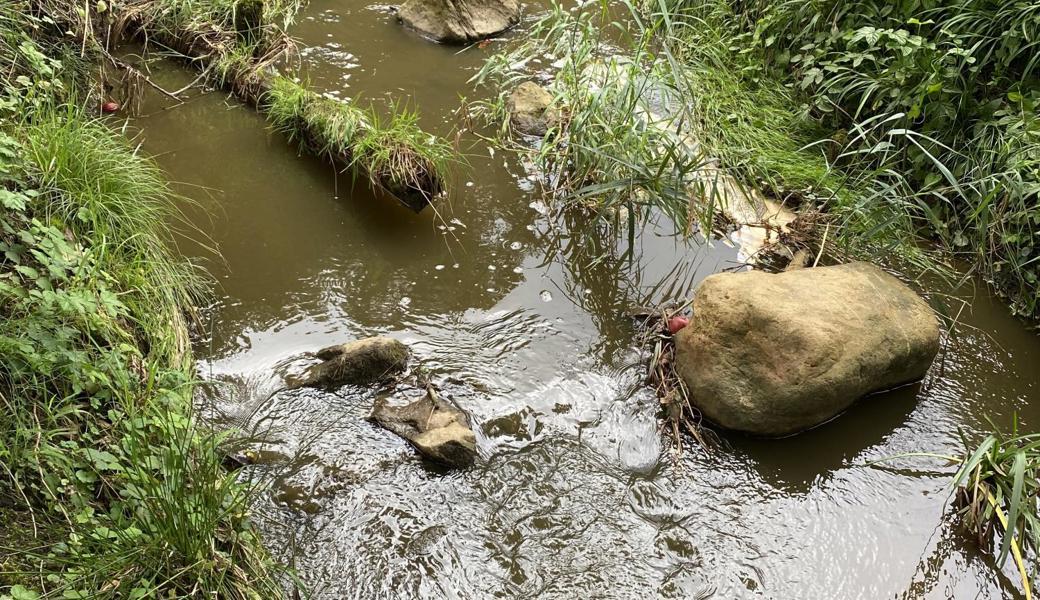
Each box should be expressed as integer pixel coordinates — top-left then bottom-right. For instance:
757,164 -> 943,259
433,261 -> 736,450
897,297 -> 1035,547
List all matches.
371,388 -> 478,467
397,0 -> 520,43
294,336 -> 409,389
507,82 -> 556,137
673,262 -> 940,437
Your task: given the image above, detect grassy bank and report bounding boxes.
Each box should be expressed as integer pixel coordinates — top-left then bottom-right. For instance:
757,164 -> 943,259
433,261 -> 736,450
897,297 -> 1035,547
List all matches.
477,0 -> 1040,319
1,4 -> 281,598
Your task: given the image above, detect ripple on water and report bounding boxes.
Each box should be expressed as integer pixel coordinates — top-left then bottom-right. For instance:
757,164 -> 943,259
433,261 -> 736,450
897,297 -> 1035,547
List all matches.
131,0 -> 1040,594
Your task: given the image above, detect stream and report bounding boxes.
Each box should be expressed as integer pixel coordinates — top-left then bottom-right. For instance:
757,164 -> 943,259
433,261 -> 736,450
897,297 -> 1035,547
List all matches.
125,2 -> 1040,598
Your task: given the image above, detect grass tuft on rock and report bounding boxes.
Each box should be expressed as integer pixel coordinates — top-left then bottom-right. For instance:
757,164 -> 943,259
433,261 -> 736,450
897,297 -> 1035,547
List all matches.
265,77 -> 452,210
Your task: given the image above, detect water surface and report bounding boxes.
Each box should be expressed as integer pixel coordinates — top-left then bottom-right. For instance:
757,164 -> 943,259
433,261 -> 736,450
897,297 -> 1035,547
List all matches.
127,2 -> 1040,598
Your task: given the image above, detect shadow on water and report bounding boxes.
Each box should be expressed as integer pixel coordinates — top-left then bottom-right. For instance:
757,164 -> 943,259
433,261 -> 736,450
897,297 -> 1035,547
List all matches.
733,383 -> 922,493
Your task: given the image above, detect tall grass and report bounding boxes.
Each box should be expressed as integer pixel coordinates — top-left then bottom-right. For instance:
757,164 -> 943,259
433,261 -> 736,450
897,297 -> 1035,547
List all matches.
952,423 -> 1040,597
473,0 -> 944,272
891,423 -> 1040,598
478,0 -> 1040,308
0,9 -> 285,590
20,107 -> 200,352
475,2 -> 724,232
678,0 -> 1040,317
1,103 -> 285,598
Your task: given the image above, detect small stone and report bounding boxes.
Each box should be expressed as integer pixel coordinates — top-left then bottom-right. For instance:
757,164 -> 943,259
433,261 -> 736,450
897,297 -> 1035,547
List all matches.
370,388 -> 478,467
293,336 -> 410,389
507,82 -> 557,137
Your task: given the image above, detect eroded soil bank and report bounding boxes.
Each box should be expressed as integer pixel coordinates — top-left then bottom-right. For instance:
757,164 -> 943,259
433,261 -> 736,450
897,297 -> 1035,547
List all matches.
123,1 -> 1040,597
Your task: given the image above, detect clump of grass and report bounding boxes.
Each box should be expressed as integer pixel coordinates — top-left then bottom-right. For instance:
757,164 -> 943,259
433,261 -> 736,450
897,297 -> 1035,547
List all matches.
474,1 -> 721,231
19,106 -> 200,349
265,76 -> 367,158
352,103 -> 452,208
122,0 -> 302,51
265,77 -> 451,210
951,423 -> 1040,597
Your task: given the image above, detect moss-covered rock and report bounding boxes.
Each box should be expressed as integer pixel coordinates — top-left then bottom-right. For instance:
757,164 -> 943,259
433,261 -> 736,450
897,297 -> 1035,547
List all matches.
508,81 -> 556,137
296,336 -> 410,389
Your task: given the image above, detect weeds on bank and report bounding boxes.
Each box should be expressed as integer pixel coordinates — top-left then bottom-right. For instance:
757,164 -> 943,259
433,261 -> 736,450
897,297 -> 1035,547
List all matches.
0,108 -> 282,598
473,0 -> 930,270
0,14 -> 283,591
715,0 -> 1040,318
476,0 -> 1040,313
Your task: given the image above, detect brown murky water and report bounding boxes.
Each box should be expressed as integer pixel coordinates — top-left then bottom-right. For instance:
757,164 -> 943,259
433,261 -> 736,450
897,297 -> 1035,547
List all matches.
124,2 -> 1040,598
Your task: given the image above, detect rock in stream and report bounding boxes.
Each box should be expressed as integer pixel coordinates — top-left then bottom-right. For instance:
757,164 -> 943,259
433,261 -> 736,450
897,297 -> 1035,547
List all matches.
397,0 -> 520,43
294,336 -> 410,389
370,388 -> 478,467
673,262 -> 940,437
508,82 -> 556,137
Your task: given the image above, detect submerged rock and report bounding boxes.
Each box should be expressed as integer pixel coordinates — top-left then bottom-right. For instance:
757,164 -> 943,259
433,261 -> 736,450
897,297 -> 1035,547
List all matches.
673,262 -> 940,437
295,336 -> 410,389
397,0 -> 520,43
507,82 -> 556,137
370,388 -> 477,467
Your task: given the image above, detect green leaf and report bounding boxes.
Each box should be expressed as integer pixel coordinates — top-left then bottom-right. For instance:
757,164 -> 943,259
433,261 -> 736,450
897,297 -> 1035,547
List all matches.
0,189 -> 28,210
11,585 -> 40,600
74,469 -> 98,484
997,450 -> 1026,563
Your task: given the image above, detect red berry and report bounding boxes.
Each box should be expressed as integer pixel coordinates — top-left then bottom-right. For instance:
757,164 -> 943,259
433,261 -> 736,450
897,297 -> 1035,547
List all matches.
667,316 -> 689,334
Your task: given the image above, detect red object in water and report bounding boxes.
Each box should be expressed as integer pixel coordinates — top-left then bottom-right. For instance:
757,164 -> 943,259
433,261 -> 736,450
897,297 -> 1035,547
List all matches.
667,316 -> 689,334
101,101 -> 120,114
